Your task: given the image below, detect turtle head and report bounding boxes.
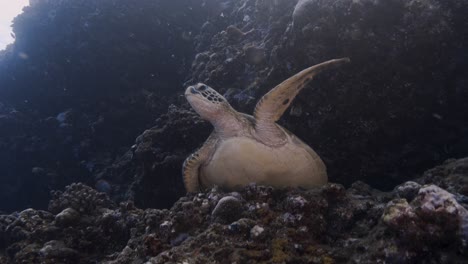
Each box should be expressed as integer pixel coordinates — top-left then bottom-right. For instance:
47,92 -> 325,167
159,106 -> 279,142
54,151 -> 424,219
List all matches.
185,83 -> 231,122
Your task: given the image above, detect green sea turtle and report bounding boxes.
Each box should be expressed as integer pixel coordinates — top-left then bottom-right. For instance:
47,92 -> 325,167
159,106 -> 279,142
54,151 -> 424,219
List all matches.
183,58 -> 350,192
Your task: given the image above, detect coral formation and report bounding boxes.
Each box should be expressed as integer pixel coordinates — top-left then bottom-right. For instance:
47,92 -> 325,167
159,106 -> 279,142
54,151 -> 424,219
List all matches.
48,183 -> 114,215
0,158 -> 467,263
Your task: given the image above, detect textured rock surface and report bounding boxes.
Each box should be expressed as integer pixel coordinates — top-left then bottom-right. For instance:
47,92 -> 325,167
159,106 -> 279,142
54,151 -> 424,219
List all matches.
211,195 -> 243,224
97,104 -> 212,209
54,208 -> 80,227
0,158 -> 467,263
416,157 -> 468,196
381,184 -> 468,261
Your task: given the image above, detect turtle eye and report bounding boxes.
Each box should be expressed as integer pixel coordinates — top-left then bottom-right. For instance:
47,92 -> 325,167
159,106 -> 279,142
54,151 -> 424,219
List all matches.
198,85 -> 207,91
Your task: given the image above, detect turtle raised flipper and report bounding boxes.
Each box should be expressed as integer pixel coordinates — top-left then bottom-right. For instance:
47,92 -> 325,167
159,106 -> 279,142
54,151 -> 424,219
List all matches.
182,133 -> 218,193
183,58 -> 349,192
253,58 -> 350,144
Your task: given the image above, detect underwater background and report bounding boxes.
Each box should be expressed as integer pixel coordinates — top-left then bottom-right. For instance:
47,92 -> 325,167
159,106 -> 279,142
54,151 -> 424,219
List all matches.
0,0 -> 467,263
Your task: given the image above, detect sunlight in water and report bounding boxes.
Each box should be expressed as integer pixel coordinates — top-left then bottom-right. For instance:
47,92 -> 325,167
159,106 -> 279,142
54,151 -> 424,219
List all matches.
0,0 -> 29,50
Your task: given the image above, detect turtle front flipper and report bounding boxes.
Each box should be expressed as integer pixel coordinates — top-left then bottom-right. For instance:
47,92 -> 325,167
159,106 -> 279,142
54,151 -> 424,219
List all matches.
182,133 -> 218,193
253,58 -> 350,144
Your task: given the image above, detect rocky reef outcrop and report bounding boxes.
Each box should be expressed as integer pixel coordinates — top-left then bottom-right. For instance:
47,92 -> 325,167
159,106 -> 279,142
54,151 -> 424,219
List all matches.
97,104 -> 211,209
1,158 -> 467,263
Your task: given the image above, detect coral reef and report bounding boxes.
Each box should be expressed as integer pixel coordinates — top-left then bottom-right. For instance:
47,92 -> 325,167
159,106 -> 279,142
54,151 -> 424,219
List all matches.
382,185 -> 468,257
0,183 -> 134,263
416,157 -> 468,196
48,183 -> 114,214
0,158 -> 467,263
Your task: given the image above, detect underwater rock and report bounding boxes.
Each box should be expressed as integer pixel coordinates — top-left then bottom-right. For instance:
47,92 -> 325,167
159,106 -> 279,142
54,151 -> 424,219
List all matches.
211,196 -> 243,224
394,181 -> 421,201
250,225 -> 265,239
417,185 -> 468,245
382,198 -> 416,228
382,184 -> 468,256
39,240 -> 79,263
292,0 -> 317,31
228,218 -> 256,235
417,157 -> 468,196
2,157 -> 468,263
48,183 -> 115,215
143,234 -> 166,257
54,208 -> 80,227
123,104 -> 211,209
